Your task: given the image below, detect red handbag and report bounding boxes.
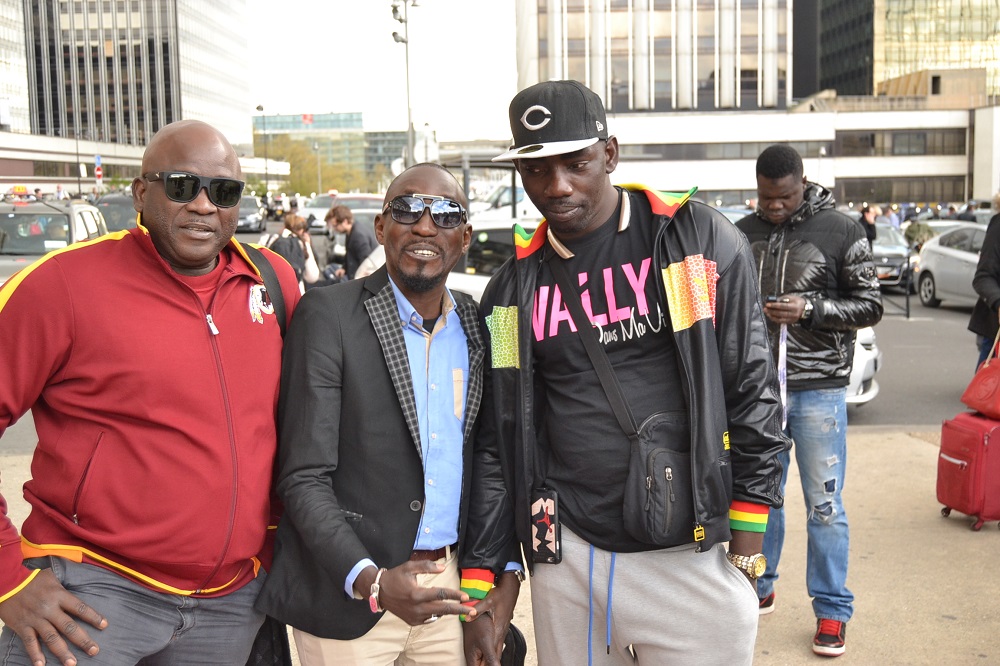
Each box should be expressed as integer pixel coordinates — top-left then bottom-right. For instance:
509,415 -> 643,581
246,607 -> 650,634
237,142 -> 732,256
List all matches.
962,330 -> 1000,419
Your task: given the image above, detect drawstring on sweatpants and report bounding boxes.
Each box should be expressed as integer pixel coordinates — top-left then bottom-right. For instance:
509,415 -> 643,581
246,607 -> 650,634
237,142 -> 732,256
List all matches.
587,544 -> 618,665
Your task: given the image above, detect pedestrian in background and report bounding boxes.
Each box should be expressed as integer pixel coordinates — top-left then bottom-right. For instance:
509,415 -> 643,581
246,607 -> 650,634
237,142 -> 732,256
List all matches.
257,163 -> 491,665
736,144 -> 883,658
461,79 -> 789,665
958,203 -> 978,221
264,212 -> 320,293
327,205 -> 379,281
0,119 -> 301,664
968,192 -> 1000,368
858,204 -> 877,246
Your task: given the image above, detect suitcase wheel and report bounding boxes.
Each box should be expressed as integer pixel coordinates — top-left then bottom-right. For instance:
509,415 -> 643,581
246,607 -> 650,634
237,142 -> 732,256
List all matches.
972,519 -> 984,531
941,507 -> 951,517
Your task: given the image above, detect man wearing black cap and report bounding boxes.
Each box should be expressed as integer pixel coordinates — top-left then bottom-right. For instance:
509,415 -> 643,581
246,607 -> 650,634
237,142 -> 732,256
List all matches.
458,80 -> 790,664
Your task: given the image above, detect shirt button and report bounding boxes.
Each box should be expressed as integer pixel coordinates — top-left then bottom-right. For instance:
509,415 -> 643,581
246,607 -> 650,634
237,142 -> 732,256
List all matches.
431,433 -> 437,440
409,500 -> 422,512
424,527 -> 431,534
430,384 -> 437,391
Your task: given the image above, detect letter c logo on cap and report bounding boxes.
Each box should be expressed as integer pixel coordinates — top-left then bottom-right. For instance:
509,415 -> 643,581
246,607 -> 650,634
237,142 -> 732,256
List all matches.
521,105 -> 552,131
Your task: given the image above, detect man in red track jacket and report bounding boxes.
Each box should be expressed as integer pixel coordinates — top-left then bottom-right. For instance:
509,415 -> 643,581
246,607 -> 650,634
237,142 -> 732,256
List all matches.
0,120 -> 300,665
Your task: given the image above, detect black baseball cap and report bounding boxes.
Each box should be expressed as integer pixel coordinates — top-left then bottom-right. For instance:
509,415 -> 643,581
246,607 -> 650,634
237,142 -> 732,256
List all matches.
493,80 -> 609,162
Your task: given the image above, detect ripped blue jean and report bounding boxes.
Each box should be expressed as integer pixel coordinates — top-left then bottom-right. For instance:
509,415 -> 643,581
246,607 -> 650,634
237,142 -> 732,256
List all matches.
758,387 -> 854,622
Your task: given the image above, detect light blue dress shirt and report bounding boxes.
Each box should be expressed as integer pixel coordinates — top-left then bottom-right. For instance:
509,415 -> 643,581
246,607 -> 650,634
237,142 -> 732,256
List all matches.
345,279 -> 468,597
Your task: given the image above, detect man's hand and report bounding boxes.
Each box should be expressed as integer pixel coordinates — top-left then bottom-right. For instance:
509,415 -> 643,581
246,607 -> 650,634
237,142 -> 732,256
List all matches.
763,294 -> 807,325
463,571 -> 521,666
355,561 -> 470,626
0,569 -> 107,666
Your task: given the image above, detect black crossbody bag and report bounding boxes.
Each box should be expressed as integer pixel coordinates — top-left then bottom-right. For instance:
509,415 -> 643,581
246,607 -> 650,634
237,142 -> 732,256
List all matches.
548,256 -> 697,547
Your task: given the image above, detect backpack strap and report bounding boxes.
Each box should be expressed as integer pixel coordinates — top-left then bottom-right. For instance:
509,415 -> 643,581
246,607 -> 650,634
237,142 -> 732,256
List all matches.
244,244 -> 286,338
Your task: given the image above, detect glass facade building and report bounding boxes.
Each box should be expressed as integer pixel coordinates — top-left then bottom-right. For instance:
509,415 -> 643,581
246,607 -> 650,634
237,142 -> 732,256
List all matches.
518,0 -> 791,111
0,0 -> 29,132
881,0 -> 1000,96
23,0 -> 250,147
814,0 -> 1000,97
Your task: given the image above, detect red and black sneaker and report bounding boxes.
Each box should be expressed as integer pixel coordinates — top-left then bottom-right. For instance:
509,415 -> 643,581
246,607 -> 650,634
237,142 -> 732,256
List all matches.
758,593 -> 775,615
812,618 -> 846,657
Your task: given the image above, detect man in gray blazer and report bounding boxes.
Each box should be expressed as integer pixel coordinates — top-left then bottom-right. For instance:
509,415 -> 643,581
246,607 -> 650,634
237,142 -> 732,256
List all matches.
256,163 -> 488,665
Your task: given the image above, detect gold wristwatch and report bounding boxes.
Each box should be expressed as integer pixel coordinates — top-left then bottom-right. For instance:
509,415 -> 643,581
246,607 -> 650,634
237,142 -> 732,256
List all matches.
727,551 -> 767,579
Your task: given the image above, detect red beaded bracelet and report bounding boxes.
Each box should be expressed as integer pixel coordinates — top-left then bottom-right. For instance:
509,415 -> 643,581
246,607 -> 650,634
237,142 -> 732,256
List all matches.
369,567 -> 387,613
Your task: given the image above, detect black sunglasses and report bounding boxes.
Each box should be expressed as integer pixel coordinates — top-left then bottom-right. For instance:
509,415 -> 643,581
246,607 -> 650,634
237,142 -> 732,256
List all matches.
144,171 -> 245,208
382,194 -> 467,229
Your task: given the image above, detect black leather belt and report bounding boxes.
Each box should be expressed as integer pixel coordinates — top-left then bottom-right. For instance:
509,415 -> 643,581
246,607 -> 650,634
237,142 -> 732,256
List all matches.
409,543 -> 456,561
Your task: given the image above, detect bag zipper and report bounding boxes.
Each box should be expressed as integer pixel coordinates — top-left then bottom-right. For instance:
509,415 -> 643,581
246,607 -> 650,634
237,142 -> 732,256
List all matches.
664,466 -> 675,532
644,447 -> 668,511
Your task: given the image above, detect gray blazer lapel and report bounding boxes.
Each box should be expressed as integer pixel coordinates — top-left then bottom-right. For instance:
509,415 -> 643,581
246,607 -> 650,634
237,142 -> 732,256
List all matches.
365,282 -> 423,459
456,298 -> 485,445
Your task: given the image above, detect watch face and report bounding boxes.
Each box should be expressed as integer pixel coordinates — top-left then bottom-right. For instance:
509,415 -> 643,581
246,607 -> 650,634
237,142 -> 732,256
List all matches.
752,555 -> 767,578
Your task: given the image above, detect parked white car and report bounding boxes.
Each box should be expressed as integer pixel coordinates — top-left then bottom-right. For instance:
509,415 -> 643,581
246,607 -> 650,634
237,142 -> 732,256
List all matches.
847,326 -> 881,405
914,222 -> 984,308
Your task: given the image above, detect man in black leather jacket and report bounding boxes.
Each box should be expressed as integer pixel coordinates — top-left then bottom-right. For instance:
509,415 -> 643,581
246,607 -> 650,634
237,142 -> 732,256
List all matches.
459,80 -> 790,665
736,144 -> 883,658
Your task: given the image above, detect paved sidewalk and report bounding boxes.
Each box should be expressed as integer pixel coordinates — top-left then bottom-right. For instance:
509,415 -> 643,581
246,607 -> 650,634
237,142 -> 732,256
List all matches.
508,425 -> 1000,665
2,424 -> 997,664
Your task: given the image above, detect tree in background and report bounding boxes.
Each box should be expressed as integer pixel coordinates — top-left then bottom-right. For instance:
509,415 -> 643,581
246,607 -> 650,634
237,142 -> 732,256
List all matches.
253,134 -> 383,196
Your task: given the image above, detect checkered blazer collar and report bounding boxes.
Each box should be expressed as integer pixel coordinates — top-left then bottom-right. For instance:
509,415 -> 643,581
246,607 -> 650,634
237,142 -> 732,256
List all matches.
363,267 -> 484,459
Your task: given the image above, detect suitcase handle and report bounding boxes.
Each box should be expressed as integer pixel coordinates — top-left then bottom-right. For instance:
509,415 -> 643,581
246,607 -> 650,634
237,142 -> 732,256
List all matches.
940,452 -> 968,469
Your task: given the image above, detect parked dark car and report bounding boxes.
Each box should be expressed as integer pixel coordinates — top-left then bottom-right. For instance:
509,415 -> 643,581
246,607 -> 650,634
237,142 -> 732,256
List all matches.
95,193 -> 138,231
0,199 -> 109,283
872,223 -> 916,292
237,195 -> 267,233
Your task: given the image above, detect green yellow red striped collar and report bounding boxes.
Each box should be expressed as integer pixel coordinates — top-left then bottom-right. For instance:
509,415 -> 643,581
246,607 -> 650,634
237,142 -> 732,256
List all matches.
513,185 -> 698,260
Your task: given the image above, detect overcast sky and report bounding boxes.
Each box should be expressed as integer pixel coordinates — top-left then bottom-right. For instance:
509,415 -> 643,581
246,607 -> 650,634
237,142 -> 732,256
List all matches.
247,0 -> 519,142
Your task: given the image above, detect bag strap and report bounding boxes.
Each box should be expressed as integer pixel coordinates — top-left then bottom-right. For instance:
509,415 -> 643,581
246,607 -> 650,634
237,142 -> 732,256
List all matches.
988,328 -> 1000,366
548,255 -> 639,440
244,244 -> 286,338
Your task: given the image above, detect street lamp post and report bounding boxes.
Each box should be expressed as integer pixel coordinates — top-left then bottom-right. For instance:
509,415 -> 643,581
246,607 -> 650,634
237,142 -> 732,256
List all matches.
817,145 -> 827,188
256,105 -> 269,197
392,1 -> 417,168
314,142 -> 321,195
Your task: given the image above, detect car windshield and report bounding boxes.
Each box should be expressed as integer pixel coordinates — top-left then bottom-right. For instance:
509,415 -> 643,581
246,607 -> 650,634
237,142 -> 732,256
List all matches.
874,225 -> 907,246
96,199 -> 137,231
0,212 -> 70,254
307,195 -> 337,209
484,186 -> 524,208
336,196 -> 383,210
240,197 -> 259,212
352,211 -> 378,228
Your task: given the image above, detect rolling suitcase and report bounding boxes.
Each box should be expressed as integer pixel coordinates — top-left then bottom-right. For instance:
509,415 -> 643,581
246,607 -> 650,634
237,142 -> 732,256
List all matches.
938,411 -> 1000,530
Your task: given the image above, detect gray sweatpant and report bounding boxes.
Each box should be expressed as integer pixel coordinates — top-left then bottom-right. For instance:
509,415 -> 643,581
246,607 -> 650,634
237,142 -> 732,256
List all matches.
530,528 -> 758,665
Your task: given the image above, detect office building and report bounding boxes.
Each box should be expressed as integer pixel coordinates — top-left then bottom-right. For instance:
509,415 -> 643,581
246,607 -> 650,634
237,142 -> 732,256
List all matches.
0,0 -> 29,132
248,112 -> 408,193
23,0 -> 251,150
514,0 -> 792,111
801,0 -> 1000,98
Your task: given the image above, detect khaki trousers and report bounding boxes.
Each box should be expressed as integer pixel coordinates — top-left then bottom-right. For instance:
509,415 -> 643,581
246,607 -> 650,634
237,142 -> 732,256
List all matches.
293,551 -> 467,666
